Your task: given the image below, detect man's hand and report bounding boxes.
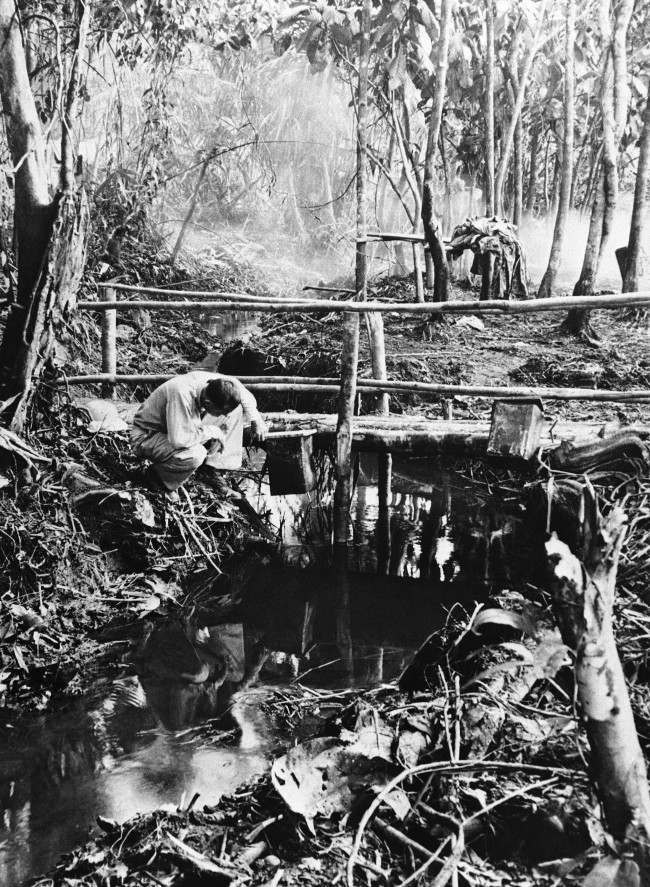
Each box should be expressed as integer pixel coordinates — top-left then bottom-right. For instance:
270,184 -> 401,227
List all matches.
250,416 -> 268,443
205,433 -> 225,455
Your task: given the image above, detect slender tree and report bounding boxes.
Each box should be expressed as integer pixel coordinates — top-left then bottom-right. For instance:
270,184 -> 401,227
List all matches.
513,114 -> 523,228
495,2 -> 550,218
421,0 -> 454,302
623,81 -> 649,294
538,0 -> 576,297
565,0 -> 633,335
333,0 -> 369,544
484,0 -> 495,216
525,126 -> 540,213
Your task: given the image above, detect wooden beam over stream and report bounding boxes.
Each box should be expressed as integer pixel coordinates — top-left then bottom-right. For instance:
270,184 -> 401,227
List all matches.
261,413 -> 650,458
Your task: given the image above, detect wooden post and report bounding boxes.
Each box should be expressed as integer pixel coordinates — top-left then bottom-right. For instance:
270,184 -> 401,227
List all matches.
424,250 -> 435,290
100,286 -> 117,398
412,242 -> 424,302
365,312 -> 389,416
334,0 -> 369,544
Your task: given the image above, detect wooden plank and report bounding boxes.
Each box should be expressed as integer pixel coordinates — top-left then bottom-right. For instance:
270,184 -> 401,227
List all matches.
261,412 -> 650,457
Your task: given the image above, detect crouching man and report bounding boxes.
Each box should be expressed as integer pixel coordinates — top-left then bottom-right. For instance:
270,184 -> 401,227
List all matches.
131,371 -> 267,494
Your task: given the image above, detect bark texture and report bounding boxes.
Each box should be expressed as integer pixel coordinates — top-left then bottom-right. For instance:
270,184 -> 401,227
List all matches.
546,485 -> 650,863
525,127 -> 539,213
0,0 -> 90,429
538,0 -> 575,298
623,82 -> 649,293
420,0 -> 453,303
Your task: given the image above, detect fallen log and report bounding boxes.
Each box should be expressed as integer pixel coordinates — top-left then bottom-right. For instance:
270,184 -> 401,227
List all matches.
262,413 -> 650,458
548,430 -> 649,472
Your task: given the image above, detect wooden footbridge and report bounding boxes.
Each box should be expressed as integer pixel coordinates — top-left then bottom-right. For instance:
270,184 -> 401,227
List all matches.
61,280 -> 650,540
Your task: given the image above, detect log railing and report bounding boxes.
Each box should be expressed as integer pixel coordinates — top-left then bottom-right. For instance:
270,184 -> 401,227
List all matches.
57,372 -> 650,404
61,280 -> 650,543
68,283 -> 650,406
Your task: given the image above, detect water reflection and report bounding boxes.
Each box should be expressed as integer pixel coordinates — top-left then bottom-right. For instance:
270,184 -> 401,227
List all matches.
1,454 -> 539,884
0,628 -> 270,885
199,310 -> 260,342
239,453 -> 535,585
230,453 -> 539,687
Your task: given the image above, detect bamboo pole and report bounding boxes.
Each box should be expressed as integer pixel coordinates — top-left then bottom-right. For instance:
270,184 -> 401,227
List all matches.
96,283 -> 307,304
335,0 -> 369,545
100,287 -> 117,398
78,290 -> 650,315
56,373 -> 650,403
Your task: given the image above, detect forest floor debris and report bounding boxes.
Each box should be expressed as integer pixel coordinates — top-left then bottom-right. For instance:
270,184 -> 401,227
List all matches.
24,664 -> 611,887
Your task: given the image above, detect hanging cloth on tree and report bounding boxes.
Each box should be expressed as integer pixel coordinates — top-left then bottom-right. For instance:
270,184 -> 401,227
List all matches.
447,216 -> 529,300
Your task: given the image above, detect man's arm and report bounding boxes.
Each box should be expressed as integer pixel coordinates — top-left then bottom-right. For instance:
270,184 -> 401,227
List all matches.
166,386 -> 211,449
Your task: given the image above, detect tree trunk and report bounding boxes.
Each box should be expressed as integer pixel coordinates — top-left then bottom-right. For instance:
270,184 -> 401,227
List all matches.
0,0 -> 91,429
550,144 -> 562,215
439,125 -> 453,236
543,135 -> 551,213
484,0 -> 495,215
599,56 -> 618,265
494,0 -> 549,217
563,0 -> 632,337
538,0 -> 575,298
421,0 -> 453,303
171,155 -> 210,264
513,114 -> 523,228
582,146 -> 602,214
334,0 -> 368,543
546,485 -> 650,874
623,81 -> 649,293
0,0 -> 54,329
563,171 -> 605,334
525,126 -> 539,213
598,0 -> 633,265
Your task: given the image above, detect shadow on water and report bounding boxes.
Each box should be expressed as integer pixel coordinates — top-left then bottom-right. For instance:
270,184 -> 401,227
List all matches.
0,452 -> 543,884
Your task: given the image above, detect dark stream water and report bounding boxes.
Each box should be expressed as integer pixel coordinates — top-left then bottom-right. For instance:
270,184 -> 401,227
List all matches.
0,455 -> 541,885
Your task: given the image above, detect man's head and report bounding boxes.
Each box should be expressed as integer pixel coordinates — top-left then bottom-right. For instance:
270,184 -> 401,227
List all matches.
201,378 -> 242,416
